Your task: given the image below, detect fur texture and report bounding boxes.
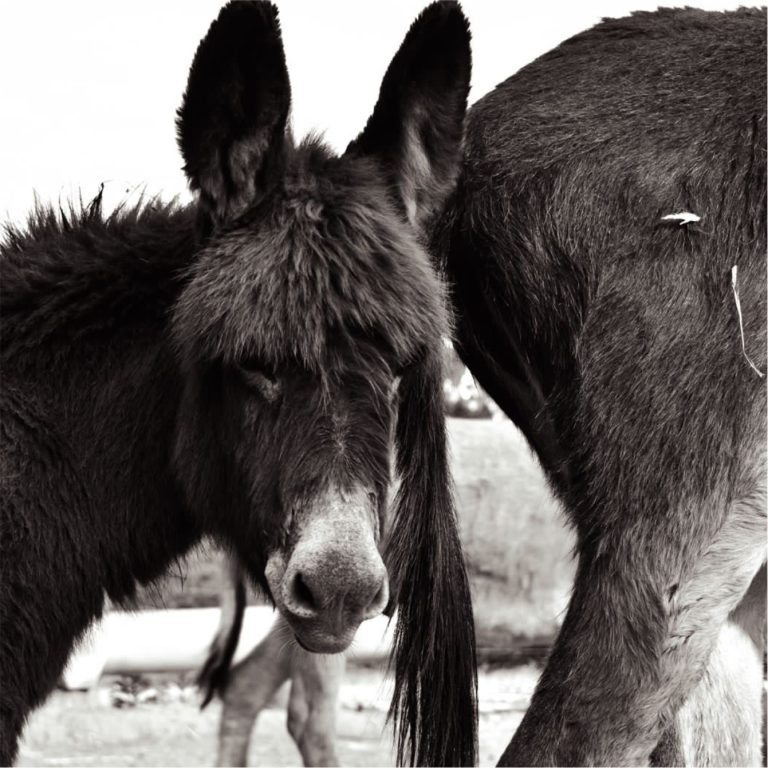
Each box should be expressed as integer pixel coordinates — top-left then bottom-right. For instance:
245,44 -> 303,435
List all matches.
432,7 -> 767,765
0,2 -> 476,765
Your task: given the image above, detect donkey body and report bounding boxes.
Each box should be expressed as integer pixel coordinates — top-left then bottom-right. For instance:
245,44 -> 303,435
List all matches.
436,7 -> 766,765
0,3 -> 477,765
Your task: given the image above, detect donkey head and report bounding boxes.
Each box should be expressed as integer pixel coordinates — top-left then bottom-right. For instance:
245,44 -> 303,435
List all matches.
173,3 -> 476,761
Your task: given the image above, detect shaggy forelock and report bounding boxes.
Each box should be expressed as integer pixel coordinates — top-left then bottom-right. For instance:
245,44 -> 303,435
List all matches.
172,142 -> 447,371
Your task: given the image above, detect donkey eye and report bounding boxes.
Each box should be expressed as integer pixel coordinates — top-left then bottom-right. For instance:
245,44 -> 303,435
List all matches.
239,356 -> 275,379
237,357 -> 281,399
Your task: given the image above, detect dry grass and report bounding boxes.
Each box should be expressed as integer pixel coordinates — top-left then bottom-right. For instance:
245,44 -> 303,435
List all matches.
18,666 -> 536,767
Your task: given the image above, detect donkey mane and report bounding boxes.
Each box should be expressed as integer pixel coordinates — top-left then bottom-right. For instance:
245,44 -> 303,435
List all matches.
1,196 -> 197,360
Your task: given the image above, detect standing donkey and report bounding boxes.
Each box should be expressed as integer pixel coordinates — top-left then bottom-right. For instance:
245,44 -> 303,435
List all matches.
0,2 -> 477,765
436,7 -> 767,766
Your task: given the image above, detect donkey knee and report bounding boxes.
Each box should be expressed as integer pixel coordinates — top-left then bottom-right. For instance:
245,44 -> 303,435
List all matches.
286,653 -> 343,767
659,563 -> 767,767
287,679 -> 309,746
287,709 -> 307,746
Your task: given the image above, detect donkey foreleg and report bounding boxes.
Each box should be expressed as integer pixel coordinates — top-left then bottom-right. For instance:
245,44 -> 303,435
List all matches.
216,616 -> 293,767
286,649 -> 346,768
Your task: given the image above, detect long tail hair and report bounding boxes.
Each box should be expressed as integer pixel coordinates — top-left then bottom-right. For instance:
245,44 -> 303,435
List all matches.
386,347 -> 478,766
197,556 -> 246,707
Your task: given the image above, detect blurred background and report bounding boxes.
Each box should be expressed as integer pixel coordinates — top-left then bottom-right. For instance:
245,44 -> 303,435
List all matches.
3,1 -> 745,765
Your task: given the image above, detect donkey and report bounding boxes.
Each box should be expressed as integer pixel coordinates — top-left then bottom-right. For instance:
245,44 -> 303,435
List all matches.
432,6 -> 767,766
0,2 -> 478,765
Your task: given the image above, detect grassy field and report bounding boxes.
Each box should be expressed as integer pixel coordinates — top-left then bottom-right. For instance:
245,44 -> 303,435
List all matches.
19,666 -> 539,766
18,687 -> 391,767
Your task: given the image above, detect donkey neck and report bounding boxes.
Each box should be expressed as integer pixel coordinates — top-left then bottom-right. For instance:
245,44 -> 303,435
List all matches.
1,200 -> 202,598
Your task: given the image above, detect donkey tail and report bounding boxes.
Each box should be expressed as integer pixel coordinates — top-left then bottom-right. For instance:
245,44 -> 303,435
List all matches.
197,555 -> 246,708
387,350 -> 478,766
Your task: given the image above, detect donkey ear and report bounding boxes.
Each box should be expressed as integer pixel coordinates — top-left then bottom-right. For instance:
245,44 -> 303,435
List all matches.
346,1 -> 471,229
177,1 -> 291,225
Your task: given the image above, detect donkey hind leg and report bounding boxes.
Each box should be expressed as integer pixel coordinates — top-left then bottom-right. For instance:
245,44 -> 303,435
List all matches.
499,481 -> 767,767
659,563 -> 766,767
287,650 -> 346,768
216,616 -> 293,767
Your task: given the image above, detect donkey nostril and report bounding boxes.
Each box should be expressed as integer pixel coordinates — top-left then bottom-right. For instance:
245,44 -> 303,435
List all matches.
291,572 -> 317,611
372,583 -> 387,608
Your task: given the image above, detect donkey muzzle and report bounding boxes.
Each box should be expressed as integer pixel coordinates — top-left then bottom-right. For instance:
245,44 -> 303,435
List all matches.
265,485 -> 388,653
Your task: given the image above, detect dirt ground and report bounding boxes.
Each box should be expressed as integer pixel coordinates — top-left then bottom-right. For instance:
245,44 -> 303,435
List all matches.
17,665 -> 538,767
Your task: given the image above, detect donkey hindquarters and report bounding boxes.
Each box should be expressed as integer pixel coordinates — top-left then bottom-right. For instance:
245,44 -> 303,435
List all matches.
436,7 -> 767,766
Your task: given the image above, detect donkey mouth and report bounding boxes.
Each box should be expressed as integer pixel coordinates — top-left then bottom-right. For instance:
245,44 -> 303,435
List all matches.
278,586 -> 386,654
265,552 -> 389,654
293,633 -> 316,653
292,630 -> 351,655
